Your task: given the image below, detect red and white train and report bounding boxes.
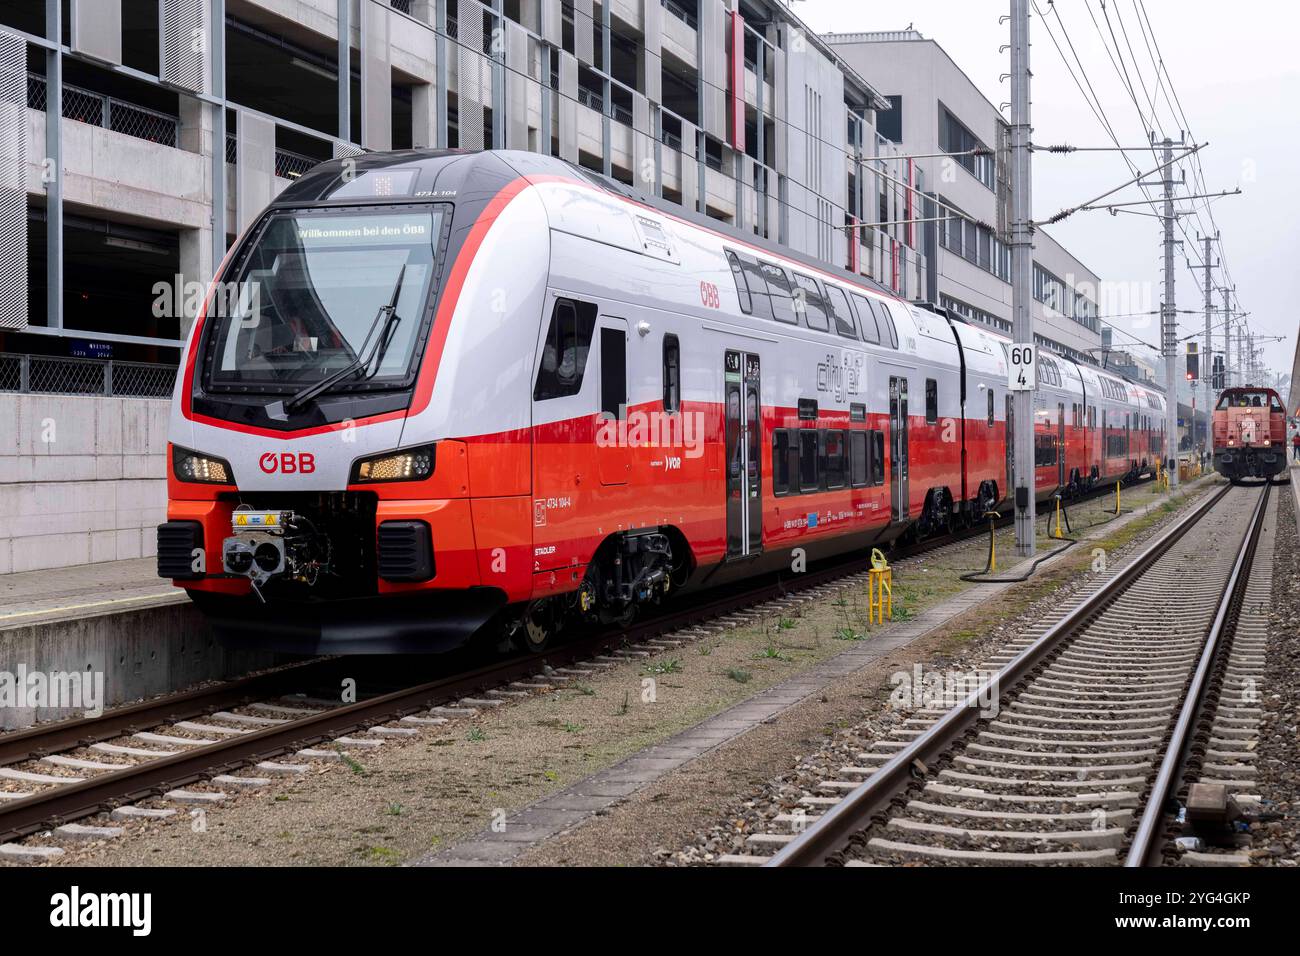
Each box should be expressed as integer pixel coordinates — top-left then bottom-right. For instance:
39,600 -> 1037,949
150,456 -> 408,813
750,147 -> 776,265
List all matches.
1211,386 -> 1287,481
157,150 -> 1167,652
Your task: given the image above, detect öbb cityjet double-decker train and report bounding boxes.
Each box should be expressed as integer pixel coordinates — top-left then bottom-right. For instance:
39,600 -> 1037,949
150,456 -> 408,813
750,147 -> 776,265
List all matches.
157,149 -> 1166,653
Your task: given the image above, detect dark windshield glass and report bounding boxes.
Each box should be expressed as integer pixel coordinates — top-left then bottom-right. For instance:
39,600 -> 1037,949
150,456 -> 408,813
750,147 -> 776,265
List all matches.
206,207 -> 443,389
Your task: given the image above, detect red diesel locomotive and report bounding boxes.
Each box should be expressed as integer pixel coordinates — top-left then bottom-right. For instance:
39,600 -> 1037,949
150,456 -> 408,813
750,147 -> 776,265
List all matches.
1212,386 -> 1287,481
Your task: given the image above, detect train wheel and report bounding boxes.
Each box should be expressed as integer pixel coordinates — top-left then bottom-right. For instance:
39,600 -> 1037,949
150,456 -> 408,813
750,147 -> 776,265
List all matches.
517,599 -> 560,654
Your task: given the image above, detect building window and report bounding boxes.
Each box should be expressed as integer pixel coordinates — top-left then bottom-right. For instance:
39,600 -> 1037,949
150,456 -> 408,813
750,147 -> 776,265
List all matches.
939,107 -> 994,190
877,95 -> 903,143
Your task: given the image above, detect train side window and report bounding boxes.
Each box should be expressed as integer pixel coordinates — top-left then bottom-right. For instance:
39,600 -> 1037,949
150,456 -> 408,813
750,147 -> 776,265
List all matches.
850,402 -> 866,422
791,273 -> 830,332
848,292 -> 881,344
773,429 -> 792,496
871,431 -> 885,485
823,430 -> 846,489
600,327 -> 626,419
737,255 -> 774,320
799,429 -> 820,492
725,250 -> 751,314
925,379 -> 938,424
759,262 -> 797,324
872,299 -> 900,348
987,388 -> 995,427
823,284 -> 858,338
662,334 -> 680,412
849,432 -> 868,488
534,298 -> 597,401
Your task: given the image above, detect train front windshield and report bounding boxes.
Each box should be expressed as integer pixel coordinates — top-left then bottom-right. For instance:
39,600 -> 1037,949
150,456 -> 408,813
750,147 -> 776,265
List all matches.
205,206 -> 444,390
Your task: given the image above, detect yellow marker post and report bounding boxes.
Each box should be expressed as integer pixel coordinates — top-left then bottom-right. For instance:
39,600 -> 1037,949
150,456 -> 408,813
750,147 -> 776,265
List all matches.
1114,480 -> 1122,516
867,547 -> 893,625
1053,496 -> 1065,539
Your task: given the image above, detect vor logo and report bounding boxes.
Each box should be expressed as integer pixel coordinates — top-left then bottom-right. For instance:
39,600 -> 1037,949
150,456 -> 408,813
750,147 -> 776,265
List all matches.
259,452 -> 315,474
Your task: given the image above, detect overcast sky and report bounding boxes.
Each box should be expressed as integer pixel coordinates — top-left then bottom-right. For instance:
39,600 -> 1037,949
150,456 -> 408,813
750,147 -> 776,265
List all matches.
790,0 -> 1297,387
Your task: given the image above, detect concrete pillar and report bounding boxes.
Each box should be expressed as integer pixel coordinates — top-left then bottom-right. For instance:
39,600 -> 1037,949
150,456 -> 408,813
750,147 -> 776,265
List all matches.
412,82 -> 437,148
179,226 -> 213,339
411,0 -> 436,25
178,93 -> 212,156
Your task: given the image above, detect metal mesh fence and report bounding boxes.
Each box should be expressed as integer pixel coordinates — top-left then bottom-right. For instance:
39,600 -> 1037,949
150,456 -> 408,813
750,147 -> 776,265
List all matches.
274,148 -> 319,179
109,100 -> 178,147
389,0 -> 412,13
226,133 -> 323,180
27,73 -> 180,149
0,354 -> 177,398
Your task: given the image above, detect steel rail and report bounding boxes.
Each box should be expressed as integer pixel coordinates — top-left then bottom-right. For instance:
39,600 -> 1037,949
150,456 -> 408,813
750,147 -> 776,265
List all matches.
1125,481 -> 1271,866
0,657 -> 347,767
0,543 -> 886,843
766,480 -> 1233,867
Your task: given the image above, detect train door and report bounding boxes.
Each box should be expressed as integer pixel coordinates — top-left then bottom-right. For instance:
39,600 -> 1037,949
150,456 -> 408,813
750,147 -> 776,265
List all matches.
889,376 -> 910,521
1005,394 -> 1014,502
724,350 -> 762,558
597,317 -> 629,485
1058,402 -> 1066,487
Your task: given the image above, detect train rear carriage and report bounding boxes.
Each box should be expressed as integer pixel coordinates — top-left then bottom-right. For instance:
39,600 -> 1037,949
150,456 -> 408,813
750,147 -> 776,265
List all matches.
1212,387 -> 1287,481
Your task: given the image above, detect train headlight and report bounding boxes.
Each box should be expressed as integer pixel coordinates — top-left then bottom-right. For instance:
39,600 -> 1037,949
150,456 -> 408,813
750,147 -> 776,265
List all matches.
351,445 -> 436,483
173,446 -> 234,484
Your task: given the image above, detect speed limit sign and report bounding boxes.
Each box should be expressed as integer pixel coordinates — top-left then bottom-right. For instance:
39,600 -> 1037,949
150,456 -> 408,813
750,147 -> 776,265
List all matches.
1009,343 -> 1036,391
1003,345 -> 1034,390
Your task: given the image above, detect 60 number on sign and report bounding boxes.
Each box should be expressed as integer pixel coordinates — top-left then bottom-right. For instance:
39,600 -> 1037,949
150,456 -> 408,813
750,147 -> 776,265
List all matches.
1009,343 -> 1036,391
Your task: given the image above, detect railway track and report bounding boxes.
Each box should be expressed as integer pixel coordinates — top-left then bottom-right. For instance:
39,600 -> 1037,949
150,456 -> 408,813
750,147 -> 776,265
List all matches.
0,473 -> 1168,861
733,478 -> 1275,867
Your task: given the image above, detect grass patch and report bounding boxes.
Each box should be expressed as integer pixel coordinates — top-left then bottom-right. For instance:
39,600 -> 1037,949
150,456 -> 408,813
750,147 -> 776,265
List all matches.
363,845 -> 401,865
340,753 -> 368,776
726,668 -> 752,684
466,727 -> 487,742
643,658 -> 683,675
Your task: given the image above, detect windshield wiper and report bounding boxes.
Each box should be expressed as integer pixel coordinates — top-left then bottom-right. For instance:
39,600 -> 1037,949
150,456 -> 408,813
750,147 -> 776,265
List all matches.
275,264 -> 406,416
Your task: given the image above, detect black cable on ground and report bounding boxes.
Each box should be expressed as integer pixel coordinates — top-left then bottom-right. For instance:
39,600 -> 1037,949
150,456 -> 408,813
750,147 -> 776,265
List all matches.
960,498 -> 1079,584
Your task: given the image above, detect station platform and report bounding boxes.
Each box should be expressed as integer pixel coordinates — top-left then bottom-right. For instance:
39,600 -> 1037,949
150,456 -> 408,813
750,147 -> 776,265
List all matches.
0,558 -> 271,731
0,557 -> 183,632
1292,461 -> 1300,533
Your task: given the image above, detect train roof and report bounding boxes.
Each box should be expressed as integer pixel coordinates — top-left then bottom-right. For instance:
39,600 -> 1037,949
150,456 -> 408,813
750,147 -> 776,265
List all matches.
272,148 -> 1167,407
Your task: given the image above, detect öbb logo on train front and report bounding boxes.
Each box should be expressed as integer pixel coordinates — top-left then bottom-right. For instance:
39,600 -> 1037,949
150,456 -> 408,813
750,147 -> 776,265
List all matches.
259,452 -> 315,475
